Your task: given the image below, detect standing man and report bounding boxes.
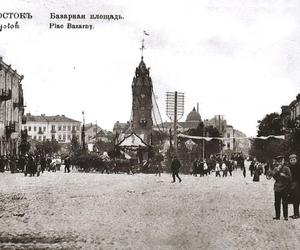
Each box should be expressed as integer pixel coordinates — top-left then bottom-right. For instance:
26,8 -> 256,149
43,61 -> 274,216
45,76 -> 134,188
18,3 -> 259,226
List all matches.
171,155 -> 182,183
288,154 -> 300,219
64,156 -> 71,173
270,156 -> 292,220
0,156 -> 5,173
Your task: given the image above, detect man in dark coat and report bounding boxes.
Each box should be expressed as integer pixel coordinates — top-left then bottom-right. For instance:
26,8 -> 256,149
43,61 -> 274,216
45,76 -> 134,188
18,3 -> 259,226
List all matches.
64,156 -> 71,173
0,156 -> 5,173
171,155 -> 182,183
271,156 -> 292,220
288,154 -> 300,219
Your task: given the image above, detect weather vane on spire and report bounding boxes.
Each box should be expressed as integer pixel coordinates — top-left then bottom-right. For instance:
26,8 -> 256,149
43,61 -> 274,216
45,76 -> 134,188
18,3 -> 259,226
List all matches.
140,30 -> 149,59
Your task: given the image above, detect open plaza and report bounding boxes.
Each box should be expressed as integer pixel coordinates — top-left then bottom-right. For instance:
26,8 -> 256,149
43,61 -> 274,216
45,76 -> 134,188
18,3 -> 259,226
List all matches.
1,165 -> 300,250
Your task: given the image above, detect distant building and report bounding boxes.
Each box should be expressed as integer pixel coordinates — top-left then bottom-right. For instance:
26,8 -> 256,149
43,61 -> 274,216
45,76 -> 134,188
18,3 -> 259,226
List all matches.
281,93 -> 300,135
85,123 -> 102,143
157,106 -> 250,155
156,107 -> 203,132
0,57 -> 25,155
204,115 -> 227,135
85,123 -> 113,143
113,121 -> 130,135
290,94 -> 300,121
223,125 -> 250,155
22,114 -> 81,143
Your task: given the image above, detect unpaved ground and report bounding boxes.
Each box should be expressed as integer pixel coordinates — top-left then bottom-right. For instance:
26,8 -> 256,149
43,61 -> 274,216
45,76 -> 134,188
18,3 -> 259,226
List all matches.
1,168 -> 300,250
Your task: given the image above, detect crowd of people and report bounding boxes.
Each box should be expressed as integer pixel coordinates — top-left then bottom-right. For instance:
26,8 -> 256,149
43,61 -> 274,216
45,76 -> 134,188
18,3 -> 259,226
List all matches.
0,153 -> 72,176
191,154 -> 243,178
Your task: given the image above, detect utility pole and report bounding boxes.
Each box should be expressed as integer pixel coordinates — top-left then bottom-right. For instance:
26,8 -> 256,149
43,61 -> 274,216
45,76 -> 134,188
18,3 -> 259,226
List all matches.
95,120 -> 97,142
166,91 -> 184,154
202,125 -> 205,160
174,91 -> 178,152
81,111 -> 85,151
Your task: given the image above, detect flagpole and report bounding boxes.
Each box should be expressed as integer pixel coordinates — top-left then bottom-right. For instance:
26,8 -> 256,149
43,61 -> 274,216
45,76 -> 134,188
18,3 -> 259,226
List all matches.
81,111 -> 85,150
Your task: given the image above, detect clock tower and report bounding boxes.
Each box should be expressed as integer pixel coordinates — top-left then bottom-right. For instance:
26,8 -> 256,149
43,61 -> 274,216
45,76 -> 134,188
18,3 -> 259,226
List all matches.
131,57 -> 153,143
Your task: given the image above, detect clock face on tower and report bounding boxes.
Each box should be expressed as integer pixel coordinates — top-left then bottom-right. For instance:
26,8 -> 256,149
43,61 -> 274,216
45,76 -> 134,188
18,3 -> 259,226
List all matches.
139,118 -> 147,127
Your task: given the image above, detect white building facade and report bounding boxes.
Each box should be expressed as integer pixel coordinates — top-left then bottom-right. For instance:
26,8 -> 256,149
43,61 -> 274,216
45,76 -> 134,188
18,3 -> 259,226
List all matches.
22,114 -> 81,143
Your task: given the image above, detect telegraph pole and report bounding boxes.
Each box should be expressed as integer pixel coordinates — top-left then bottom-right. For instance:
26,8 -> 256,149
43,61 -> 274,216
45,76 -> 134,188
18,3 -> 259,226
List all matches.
174,91 -> 178,152
202,125 -> 205,160
166,91 -> 184,154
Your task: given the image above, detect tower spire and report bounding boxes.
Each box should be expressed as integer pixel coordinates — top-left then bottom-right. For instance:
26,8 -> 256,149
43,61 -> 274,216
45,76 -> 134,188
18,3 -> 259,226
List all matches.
140,30 -> 149,60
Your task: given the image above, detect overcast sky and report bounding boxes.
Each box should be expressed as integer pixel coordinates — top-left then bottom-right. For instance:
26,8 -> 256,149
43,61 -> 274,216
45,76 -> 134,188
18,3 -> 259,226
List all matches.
1,0 -> 300,136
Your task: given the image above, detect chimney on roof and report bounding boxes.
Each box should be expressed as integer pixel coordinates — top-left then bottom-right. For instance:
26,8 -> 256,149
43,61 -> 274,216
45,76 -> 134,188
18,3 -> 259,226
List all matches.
197,103 -> 199,113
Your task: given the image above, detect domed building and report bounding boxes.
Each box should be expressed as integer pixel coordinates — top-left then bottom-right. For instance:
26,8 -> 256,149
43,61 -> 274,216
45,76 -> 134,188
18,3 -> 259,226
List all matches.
155,107 -> 203,133
186,107 -> 201,122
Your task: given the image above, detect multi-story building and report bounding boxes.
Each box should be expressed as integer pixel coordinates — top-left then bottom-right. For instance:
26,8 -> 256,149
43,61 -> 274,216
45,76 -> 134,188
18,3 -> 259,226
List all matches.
223,125 -> 250,155
22,113 -> 81,143
0,57 -> 25,155
281,93 -> 300,134
85,123 -> 102,144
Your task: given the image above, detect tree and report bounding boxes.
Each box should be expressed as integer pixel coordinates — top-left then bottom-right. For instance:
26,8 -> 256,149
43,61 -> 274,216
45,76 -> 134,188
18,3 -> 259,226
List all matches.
69,136 -> 81,156
257,112 -> 283,136
250,112 -> 287,162
35,139 -> 61,156
185,123 -> 222,158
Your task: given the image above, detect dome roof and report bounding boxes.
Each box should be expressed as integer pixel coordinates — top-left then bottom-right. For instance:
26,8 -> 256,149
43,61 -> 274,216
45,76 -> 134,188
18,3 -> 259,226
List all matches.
186,107 -> 202,122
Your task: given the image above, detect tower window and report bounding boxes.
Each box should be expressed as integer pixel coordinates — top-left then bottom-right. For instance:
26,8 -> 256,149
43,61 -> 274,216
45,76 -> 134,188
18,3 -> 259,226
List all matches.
139,119 -> 147,127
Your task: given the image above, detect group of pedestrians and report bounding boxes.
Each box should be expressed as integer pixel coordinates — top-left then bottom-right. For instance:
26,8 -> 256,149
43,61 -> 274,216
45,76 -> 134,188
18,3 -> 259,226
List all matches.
192,154 -> 239,178
0,153 -> 72,176
269,154 -> 300,220
0,154 -> 32,174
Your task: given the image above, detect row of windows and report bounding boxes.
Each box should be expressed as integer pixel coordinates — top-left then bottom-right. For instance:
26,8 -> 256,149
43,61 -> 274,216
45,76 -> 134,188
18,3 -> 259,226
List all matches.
32,134 -> 78,142
24,125 -> 80,132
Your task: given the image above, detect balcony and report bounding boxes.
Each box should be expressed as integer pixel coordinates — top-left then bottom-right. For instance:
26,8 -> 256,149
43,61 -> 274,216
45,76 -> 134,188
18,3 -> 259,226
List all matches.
0,89 -> 12,102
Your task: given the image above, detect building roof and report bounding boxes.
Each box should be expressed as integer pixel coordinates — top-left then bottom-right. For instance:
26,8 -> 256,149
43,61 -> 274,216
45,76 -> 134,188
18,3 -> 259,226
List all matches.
113,121 -> 130,132
0,57 -> 23,81
186,107 -> 202,122
117,132 -> 149,148
25,114 -> 80,123
85,123 -> 102,131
